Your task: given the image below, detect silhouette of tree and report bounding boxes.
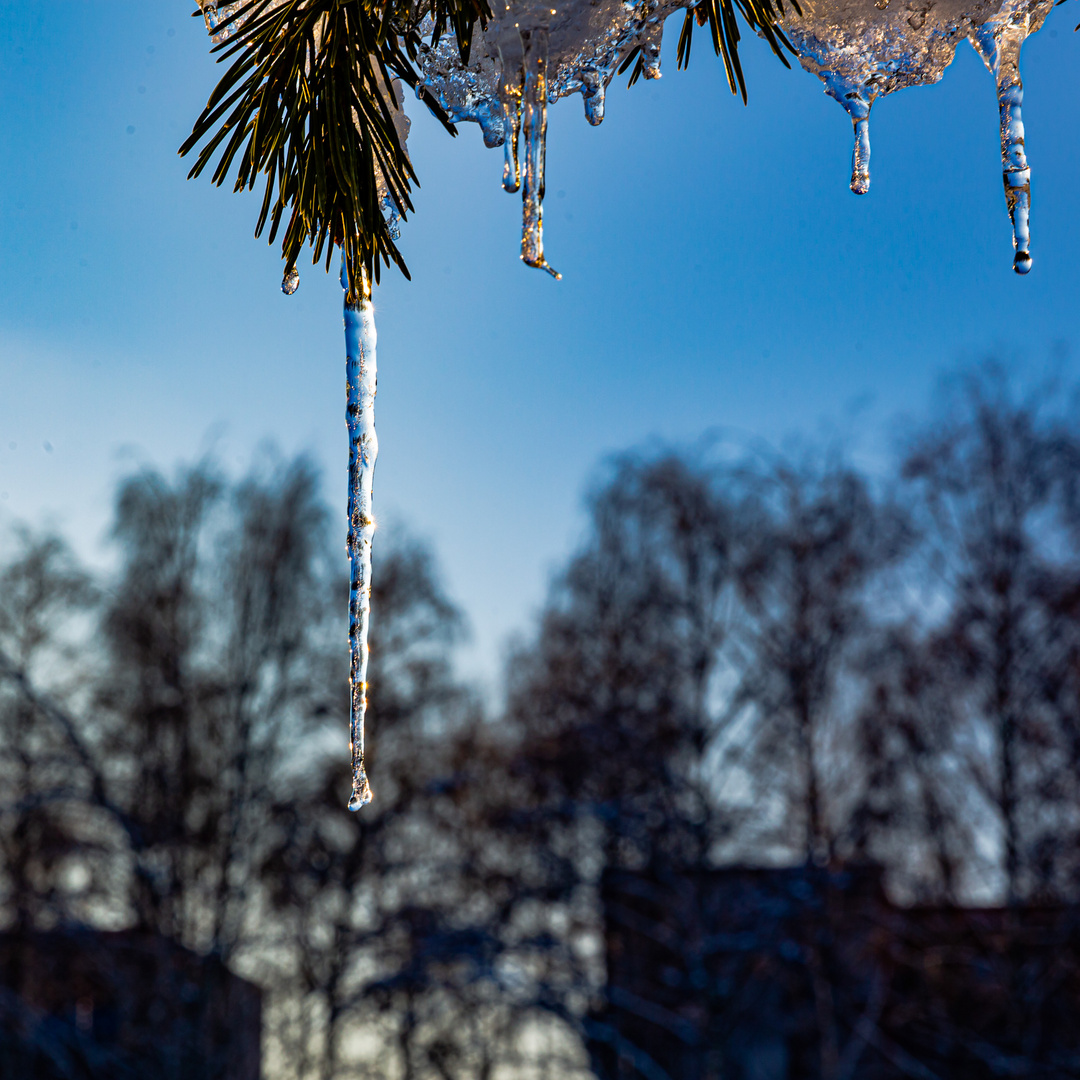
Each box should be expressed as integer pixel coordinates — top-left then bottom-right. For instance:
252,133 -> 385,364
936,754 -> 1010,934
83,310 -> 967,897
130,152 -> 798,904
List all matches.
4,365 -> 1080,1080
727,455 -> 910,865
896,365 -> 1080,902
0,529 -> 97,930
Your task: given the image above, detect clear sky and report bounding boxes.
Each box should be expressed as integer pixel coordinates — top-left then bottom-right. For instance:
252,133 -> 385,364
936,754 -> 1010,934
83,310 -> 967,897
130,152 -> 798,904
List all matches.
1,3 -> 1078,690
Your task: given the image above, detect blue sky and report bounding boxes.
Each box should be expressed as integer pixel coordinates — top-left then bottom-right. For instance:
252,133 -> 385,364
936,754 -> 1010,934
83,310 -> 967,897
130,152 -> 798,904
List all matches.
1,3 -> 1078,688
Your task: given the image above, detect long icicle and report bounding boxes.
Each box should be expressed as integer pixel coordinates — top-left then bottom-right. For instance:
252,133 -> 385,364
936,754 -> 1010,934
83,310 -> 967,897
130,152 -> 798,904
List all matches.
520,24 -> 561,279
343,258 -> 378,810
970,9 -> 1036,274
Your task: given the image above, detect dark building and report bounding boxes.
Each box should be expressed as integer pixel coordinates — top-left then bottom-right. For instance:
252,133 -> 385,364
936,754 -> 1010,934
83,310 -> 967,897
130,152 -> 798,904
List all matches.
588,866 -> 1080,1080
0,929 -> 261,1080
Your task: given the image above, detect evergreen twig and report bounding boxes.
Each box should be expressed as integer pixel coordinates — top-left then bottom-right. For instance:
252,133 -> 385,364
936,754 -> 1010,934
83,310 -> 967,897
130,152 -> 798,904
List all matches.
182,0 -> 791,296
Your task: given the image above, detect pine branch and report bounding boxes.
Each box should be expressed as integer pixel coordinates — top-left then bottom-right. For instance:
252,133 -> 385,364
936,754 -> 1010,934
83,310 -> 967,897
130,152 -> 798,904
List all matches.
182,0 -> 790,297
181,0 -> 489,301
621,0 -> 799,98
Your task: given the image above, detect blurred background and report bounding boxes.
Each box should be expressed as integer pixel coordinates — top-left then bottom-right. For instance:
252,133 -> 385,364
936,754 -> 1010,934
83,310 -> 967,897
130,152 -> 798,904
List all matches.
5,364 -> 1080,1077
3,2 -> 1080,1078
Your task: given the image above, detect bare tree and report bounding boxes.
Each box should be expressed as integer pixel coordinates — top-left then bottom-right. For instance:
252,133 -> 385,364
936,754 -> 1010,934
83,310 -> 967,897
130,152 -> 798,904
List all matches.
900,365 -> 1080,902
728,455 -> 909,865
0,529 -> 98,931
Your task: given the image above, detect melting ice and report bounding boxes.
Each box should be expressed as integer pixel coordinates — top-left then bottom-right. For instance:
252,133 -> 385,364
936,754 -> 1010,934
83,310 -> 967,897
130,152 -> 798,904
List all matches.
779,0 -> 1052,271
197,0 -> 1055,808
421,0 -> 1056,273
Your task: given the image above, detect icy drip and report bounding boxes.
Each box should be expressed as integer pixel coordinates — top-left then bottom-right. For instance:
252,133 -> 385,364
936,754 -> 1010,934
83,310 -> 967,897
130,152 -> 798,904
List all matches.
521,27 -> 561,278
416,0 -> 700,272
808,75 -> 876,194
639,15 -> 665,78
969,6 -> 1041,274
498,23 -> 525,192
849,101 -> 871,194
581,71 -> 606,125
342,260 -> 378,811
199,1 -> 248,43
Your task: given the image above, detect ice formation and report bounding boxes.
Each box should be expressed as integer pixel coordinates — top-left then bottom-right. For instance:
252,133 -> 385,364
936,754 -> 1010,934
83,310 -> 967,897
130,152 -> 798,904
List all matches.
778,0 -> 1052,270
342,262 -> 378,811
199,1 -> 248,42
417,0 -> 696,277
420,0 -> 1055,273
196,0 -> 1056,807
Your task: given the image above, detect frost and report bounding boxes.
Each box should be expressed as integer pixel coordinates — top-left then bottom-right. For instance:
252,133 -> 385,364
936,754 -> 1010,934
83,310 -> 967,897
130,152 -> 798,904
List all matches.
199,1 -> 249,43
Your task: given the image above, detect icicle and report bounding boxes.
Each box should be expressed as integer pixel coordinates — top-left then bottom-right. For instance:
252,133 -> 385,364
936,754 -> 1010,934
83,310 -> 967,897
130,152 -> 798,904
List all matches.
342,257 -> 378,811
849,100 -> 871,195
969,5 -> 1044,274
581,71 -> 606,126
520,25 -> 561,278
281,267 -> 300,295
199,0 -> 247,44
498,22 -> 525,193
502,96 -> 522,193
382,196 -> 402,242
640,15 -> 664,79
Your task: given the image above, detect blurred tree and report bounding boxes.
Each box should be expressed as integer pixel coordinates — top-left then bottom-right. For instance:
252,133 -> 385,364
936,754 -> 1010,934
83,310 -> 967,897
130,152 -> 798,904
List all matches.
4,364 -> 1080,1080
898,365 -> 1080,903
253,536 -> 504,1080
728,456 -> 909,865
86,457 -> 343,958
0,529 -> 98,931
505,452 -> 740,873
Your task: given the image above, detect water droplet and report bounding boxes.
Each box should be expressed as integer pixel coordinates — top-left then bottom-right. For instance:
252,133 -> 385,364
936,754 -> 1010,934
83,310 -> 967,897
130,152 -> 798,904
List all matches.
382,195 -> 403,241
349,771 -> 373,811
1013,251 -> 1032,274
281,267 -> 300,295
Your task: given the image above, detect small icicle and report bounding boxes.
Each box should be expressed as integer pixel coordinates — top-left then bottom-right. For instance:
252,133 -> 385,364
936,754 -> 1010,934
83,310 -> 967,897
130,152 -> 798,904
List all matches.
501,96 -> 523,192
581,71 -> 606,126
970,12 -> 1036,274
382,195 -> 402,242
281,266 -> 300,295
341,256 -> 378,811
520,25 -> 561,279
199,0 -> 244,43
848,97 -> 872,195
640,17 -> 664,79
498,24 -> 524,193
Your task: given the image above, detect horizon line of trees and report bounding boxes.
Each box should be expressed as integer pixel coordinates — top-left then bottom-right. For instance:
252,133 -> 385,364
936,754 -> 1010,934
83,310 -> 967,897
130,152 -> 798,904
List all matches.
3,361 -> 1080,1079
